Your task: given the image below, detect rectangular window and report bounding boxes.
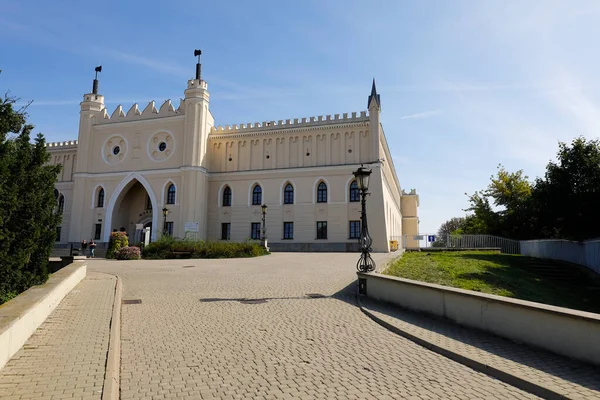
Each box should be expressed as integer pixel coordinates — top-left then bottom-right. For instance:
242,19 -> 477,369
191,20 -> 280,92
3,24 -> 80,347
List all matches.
94,224 -> 102,240
283,222 -> 293,239
349,220 -> 361,239
166,222 -> 174,236
251,222 -> 261,240
55,226 -> 61,242
316,221 -> 327,239
221,223 -> 231,240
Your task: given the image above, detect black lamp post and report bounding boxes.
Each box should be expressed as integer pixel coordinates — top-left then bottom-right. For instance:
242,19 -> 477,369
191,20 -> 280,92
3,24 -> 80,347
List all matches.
162,207 -> 169,236
353,165 -> 375,272
261,204 -> 269,250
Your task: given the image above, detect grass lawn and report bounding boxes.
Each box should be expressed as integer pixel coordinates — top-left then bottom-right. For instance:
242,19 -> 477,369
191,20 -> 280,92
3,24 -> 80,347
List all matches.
385,250 -> 600,314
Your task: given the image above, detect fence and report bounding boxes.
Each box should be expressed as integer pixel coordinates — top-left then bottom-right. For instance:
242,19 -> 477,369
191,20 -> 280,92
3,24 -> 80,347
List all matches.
399,234 -> 521,254
520,239 -> 600,275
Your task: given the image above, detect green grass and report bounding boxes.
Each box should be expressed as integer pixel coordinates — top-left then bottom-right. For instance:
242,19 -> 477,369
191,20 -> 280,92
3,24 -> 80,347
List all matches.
385,251 -> 600,314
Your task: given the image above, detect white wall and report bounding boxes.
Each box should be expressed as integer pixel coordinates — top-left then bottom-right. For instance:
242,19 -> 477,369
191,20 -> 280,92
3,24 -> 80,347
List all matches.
521,239 -> 600,275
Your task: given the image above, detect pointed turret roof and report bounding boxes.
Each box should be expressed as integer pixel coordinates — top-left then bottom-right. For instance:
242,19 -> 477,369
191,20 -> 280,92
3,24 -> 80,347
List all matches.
368,78 -> 381,109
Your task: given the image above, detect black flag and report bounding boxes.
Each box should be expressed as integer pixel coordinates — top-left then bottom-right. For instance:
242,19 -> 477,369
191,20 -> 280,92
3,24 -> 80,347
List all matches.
95,65 -> 102,73
194,49 -> 201,57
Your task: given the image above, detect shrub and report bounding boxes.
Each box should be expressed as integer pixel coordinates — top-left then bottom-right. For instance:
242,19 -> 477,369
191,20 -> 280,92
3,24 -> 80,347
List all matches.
142,237 -> 269,259
106,231 -> 129,259
115,246 -> 141,260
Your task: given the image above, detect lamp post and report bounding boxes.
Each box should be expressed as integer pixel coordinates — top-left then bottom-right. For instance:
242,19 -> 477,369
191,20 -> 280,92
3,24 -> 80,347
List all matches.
353,165 -> 375,272
261,204 -> 269,251
162,207 -> 169,237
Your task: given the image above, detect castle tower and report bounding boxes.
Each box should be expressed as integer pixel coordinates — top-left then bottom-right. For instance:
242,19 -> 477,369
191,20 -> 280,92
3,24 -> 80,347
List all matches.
69,67 -> 105,242
182,51 -> 211,168
368,79 -> 382,162
179,51 -> 213,239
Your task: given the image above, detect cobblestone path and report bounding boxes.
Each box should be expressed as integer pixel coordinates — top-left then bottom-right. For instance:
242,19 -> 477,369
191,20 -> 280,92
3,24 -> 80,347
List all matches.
0,272 -> 115,400
91,254 -> 538,400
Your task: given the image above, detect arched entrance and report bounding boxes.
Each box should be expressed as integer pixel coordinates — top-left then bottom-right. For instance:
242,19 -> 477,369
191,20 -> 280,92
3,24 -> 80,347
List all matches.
103,173 -> 158,243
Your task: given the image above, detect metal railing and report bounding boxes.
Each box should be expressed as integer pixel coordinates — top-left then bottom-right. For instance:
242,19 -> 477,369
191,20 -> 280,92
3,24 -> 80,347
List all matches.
397,234 -> 521,254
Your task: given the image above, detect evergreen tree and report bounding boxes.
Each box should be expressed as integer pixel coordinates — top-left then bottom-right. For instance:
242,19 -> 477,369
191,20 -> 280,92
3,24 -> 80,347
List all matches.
0,75 -> 61,304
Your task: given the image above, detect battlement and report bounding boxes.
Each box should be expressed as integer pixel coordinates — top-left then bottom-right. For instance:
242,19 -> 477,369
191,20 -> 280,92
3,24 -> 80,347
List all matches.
45,140 -> 78,149
94,99 -> 185,125
209,110 -> 370,135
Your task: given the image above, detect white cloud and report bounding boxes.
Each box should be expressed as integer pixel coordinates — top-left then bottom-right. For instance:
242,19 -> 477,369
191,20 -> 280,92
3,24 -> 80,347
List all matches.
400,110 -> 441,120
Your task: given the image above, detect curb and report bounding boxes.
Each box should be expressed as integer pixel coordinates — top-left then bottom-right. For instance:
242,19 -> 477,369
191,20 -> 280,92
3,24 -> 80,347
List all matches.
356,294 -> 567,400
102,275 -> 122,400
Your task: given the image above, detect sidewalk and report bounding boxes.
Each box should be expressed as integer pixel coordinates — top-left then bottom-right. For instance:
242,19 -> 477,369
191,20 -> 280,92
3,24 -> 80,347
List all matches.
359,296 -> 600,400
0,272 -> 116,400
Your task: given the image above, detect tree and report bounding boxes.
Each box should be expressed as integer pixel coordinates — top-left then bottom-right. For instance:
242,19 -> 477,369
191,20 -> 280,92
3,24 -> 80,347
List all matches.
432,217 -> 465,246
461,165 -> 535,239
534,137 -> 600,241
0,74 -> 61,304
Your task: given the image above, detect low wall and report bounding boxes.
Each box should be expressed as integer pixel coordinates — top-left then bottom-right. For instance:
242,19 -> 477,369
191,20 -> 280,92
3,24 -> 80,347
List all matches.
358,272 -> 600,366
521,239 -> 600,275
0,262 -> 86,370
269,242 -> 360,252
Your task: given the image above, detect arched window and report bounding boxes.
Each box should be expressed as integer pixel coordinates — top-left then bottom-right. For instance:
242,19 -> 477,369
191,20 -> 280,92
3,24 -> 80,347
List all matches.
349,180 -> 360,202
97,188 -> 105,208
283,183 -> 294,204
222,186 -> 232,207
58,195 -> 65,214
166,184 -> 176,204
252,185 -> 262,205
317,182 -> 327,203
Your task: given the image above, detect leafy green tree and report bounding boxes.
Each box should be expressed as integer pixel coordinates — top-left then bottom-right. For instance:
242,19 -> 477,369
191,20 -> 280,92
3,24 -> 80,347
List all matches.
534,137 -> 600,241
432,217 -> 465,246
0,76 -> 61,304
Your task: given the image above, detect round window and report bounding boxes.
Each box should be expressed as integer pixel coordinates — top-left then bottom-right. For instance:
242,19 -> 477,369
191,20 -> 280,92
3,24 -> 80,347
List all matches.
158,142 -> 167,152
113,146 -> 120,155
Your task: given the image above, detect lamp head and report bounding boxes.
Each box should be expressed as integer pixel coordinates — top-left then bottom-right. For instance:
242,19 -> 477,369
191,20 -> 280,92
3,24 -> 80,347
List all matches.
261,204 -> 267,213
353,165 -> 372,191
162,207 -> 169,217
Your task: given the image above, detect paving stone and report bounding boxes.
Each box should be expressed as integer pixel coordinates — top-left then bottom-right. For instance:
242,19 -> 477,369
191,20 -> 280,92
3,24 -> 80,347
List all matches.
90,253 -> 538,399
360,294 -> 600,399
0,272 -> 115,400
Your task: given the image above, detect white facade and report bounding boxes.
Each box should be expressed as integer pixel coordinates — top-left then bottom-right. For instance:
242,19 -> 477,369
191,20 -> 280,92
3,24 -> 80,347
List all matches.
47,69 -> 419,252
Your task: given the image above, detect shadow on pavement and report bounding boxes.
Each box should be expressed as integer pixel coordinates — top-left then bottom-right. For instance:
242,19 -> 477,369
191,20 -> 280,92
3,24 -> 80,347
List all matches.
362,296 -> 600,393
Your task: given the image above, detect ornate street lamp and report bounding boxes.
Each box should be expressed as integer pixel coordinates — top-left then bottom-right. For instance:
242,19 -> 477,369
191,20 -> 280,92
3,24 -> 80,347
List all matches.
162,207 -> 169,236
261,204 -> 269,250
353,165 -> 375,272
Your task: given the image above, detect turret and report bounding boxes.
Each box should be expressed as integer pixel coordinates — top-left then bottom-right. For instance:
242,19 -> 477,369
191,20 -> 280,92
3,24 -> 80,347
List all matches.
182,50 -> 211,167
76,66 -> 105,173
368,79 -> 382,161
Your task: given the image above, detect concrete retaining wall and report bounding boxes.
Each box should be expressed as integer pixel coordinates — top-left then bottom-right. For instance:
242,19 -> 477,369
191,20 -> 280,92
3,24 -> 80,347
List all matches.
0,262 -> 86,370
359,272 -> 600,366
521,239 -> 600,275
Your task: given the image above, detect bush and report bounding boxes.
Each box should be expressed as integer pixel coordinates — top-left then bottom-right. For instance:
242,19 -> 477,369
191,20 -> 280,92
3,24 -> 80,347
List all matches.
115,246 -> 141,260
106,231 -> 129,259
142,237 -> 269,259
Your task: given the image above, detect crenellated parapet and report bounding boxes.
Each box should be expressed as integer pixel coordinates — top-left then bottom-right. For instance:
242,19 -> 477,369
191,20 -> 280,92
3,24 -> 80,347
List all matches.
94,99 -> 185,125
209,111 -> 370,135
45,140 -> 79,150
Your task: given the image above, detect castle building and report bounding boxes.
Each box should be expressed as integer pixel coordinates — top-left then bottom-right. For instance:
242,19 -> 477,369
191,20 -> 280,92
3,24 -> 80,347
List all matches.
47,61 -> 419,252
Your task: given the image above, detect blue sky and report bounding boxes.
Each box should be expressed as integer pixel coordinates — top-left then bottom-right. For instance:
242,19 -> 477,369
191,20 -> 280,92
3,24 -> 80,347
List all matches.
2,1 -> 600,234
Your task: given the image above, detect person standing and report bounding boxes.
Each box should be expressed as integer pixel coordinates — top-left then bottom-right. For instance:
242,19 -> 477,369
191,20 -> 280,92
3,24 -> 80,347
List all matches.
81,239 -> 88,257
89,239 -> 96,258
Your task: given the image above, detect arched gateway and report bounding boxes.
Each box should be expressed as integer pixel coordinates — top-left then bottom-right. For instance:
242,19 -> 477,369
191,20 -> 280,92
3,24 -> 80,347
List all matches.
103,173 -> 159,243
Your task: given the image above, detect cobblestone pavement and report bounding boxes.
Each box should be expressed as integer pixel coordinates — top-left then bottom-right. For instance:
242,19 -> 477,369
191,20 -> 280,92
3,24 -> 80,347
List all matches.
0,272 -> 116,400
90,253 -> 539,400
359,296 -> 600,400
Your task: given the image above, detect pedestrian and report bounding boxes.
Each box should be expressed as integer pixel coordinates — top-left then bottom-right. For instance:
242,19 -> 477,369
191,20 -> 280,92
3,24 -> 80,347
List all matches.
81,239 -> 88,258
89,239 -> 96,258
